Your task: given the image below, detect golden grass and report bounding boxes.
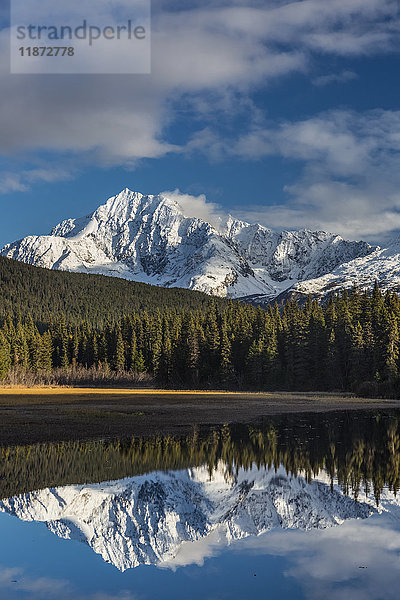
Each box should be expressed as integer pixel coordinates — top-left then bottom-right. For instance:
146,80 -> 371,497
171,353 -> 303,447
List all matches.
0,387 -> 380,404
0,386 -> 272,396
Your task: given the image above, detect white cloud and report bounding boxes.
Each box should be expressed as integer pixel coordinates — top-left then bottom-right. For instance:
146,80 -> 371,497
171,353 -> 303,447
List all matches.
0,565 -> 69,599
312,70 -> 358,86
0,168 -> 73,194
160,529 -> 224,570
25,168 -> 74,184
160,189 -> 226,230
0,174 -> 29,194
0,562 -> 139,600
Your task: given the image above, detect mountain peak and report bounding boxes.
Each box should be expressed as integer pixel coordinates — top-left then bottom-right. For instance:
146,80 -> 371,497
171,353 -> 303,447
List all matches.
96,188 -> 144,219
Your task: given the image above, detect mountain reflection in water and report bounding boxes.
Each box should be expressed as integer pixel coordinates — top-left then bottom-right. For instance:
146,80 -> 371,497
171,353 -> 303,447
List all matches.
0,465 -> 376,571
0,410 -> 399,572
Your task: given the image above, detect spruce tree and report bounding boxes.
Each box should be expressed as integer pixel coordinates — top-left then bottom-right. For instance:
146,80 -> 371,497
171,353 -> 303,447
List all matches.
37,332 -> 53,372
114,328 -> 125,371
0,331 -> 11,380
219,316 -> 234,387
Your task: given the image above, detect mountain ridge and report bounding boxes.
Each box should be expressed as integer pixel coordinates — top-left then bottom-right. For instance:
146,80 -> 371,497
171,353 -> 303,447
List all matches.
0,188 -> 376,301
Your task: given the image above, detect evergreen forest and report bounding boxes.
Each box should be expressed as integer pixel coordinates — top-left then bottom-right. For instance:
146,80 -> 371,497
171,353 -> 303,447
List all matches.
1,256 -> 400,396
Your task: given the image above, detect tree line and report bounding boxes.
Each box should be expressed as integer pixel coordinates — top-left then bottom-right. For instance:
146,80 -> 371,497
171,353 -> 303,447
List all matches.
1,280 -> 400,394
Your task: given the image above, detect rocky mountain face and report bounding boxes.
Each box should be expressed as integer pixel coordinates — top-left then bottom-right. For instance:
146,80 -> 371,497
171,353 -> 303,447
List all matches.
0,188 -> 375,300
0,465 -> 375,571
280,239 -> 400,301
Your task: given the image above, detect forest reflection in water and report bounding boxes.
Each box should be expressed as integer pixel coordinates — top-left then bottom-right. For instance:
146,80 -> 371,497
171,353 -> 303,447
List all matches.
0,409 -> 399,504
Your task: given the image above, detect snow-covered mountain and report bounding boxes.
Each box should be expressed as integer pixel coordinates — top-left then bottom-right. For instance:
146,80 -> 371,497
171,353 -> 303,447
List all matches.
281,239 -> 400,301
0,188 -> 375,300
0,464 -> 376,571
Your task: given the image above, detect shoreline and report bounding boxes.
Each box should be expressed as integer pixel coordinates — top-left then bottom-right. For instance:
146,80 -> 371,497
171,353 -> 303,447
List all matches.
0,388 -> 398,446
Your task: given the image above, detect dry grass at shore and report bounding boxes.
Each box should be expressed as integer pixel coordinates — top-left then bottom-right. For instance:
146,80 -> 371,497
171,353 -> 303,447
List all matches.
0,366 -> 153,388
0,386 -> 359,399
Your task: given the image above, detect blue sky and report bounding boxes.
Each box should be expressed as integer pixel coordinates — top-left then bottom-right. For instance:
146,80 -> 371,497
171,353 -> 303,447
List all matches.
1,0 -> 400,247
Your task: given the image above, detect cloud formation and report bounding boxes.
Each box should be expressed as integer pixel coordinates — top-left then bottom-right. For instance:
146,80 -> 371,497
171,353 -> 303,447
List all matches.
160,189 -> 226,230
0,562 -> 139,600
0,0 -> 399,166
312,70 -> 358,86
190,109 -> 400,241
241,513 -> 400,600
0,168 -> 73,194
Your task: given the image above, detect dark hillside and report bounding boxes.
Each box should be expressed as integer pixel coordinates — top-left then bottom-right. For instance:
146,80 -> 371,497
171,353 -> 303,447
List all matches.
0,256 -> 227,327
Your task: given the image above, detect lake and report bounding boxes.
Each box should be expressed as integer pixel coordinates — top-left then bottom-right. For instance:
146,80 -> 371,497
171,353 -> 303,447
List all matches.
0,409 -> 399,599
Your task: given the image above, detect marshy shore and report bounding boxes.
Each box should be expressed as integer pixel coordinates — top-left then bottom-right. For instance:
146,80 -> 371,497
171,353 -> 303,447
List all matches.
0,387 -> 397,445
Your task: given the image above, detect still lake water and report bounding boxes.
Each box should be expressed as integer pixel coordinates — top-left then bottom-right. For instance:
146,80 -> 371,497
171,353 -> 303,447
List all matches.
0,410 -> 399,599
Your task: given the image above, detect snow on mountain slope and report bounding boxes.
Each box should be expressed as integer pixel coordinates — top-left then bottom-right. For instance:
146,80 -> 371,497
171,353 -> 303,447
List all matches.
222,217 -> 372,283
284,239 -> 400,300
0,188 -> 374,300
0,464 -> 375,571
